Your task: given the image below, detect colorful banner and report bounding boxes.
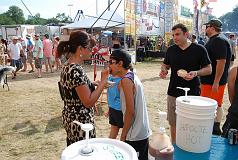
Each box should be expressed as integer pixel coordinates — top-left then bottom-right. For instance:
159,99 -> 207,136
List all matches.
159,2 -> 165,18
134,0 -> 161,36
125,0 -> 136,35
136,15 -> 159,35
181,6 -> 191,17
135,0 -> 143,14
164,0 -> 173,32
146,0 -> 157,16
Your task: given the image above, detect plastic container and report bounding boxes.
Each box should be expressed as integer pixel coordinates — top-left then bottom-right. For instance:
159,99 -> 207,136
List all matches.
61,138 -> 138,160
176,94 -> 217,153
149,127 -> 174,160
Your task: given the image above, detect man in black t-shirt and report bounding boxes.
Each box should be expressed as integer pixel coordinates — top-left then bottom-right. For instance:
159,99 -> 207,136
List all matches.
159,23 -> 212,143
200,19 -> 232,135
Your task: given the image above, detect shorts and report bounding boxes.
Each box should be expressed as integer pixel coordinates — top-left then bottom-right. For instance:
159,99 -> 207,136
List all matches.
43,55 -> 51,65
34,58 -> 43,69
27,51 -> 33,63
201,84 -> 226,107
167,95 -> 177,126
125,138 -> 149,160
109,107 -> 123,128
10,59 -> 22,70
21,54 -> 27,63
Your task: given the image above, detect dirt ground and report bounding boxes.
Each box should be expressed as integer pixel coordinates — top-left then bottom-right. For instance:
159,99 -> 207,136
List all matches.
0,60 -> 235,160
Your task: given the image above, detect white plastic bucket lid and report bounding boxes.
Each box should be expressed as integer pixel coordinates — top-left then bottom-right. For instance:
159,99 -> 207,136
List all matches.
61,138 -> 138,160
176,96 -> 217,109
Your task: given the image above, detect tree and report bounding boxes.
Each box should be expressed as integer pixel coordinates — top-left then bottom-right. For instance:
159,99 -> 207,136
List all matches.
56,13 -> 72,23
0,13 -> 15,25
46,18 -> 60,25
0,6 -> 25,25
25,13 -> 47,25
219,6 -> 238,32
5,6 -> 25,24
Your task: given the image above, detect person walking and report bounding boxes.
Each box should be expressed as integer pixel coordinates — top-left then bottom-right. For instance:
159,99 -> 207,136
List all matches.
19,37 -> 27,72
26,34 -> 34,73
53,36 -> 61,71
42,34 -> 53,73
7,36 -> 23,79
58,30 -> 109,146
159,23 -> 212,143
33,34 -> 44,78
200,19 -> 232,135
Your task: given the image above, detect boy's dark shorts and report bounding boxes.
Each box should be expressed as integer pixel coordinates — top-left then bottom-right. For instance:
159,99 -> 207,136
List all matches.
109,107 -> 123,128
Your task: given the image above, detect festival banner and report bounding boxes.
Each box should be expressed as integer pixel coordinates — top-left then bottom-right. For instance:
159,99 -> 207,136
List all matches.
181,6 -> 191,17
160,2 -> 165,18
164,0 -> 173,32
125,0 -> 136,35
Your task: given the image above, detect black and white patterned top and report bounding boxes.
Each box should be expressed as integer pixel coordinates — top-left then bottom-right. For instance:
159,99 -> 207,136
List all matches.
60,63 -> 96,145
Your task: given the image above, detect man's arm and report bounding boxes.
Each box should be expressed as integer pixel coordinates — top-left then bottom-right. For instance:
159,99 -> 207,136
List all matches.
212,59 -> 226,92
227,66 -> 237,104
159,63 -> 170,79
197,64 -> 212,76
185,64 -> 212,81
120,78 -> 135,142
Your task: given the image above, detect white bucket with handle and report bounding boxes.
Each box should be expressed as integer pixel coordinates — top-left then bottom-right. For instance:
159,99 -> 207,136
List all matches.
175,90 -> 217,153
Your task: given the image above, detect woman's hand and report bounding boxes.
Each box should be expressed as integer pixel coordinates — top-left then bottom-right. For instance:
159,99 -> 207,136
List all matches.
100,68 -> 109,83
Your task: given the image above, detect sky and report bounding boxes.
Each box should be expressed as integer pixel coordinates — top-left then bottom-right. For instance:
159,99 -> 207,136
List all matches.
0,0 -> 237,19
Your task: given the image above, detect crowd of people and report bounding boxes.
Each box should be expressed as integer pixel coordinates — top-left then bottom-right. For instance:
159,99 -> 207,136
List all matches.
160,19 -> 237,144
57,19 -> 238,160
0,34 -> 61,78
1,18 -> 237,160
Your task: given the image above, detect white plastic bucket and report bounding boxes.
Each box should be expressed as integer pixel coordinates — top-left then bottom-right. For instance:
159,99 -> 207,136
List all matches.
61,138 -> 138,160
175,96 -> 217,153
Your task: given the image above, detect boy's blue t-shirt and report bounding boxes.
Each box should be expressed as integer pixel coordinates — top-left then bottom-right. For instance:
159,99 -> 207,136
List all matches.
107,76 -> 122,111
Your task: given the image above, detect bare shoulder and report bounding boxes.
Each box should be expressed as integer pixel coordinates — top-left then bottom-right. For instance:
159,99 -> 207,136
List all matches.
121,77 -> 133,87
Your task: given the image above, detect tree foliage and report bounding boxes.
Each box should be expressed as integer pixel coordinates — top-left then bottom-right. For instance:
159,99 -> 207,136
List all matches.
219,5 -> 238,32
0,6 -> 25,25
0,5 -> 72,25
25,13 -> 47,25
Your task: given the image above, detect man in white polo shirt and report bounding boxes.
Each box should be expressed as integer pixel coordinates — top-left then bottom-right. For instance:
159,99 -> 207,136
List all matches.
7,36 -> 23,79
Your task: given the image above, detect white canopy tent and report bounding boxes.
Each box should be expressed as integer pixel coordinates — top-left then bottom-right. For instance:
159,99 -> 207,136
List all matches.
61,11 -> 124,29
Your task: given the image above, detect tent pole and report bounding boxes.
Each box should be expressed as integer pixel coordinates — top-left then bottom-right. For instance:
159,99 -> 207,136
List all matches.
105,0 -> 123,29
90,0 -> 116,30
